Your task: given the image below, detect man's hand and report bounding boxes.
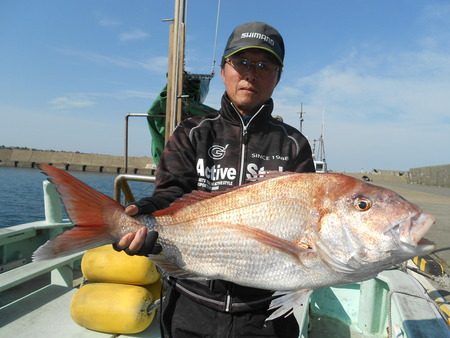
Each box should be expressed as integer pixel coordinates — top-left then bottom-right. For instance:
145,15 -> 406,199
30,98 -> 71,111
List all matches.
112,204 -> 162,256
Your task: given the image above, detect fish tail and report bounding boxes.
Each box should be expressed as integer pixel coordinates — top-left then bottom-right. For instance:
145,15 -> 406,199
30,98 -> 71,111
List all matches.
33,164 -> 125,261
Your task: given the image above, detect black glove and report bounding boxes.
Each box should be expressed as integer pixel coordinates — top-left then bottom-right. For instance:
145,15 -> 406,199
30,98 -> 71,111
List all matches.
112,196 -> 168,256
113,230 -> 162,256
132,197 -> 160,215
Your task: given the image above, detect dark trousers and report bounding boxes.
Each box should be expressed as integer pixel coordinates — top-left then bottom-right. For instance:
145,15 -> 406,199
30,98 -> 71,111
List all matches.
160,281 -> 299,338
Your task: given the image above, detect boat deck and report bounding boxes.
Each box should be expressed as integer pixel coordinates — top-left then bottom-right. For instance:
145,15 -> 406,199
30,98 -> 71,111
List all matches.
0,285 -> 161,338
2,269 -> 449,338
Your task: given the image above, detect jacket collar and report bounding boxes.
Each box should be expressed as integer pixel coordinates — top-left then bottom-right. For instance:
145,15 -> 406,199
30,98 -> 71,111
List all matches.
219,93 -> 274,127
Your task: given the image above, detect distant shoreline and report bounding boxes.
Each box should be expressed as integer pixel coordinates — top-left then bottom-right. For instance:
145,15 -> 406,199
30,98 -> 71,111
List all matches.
1,146 -> 448,188
0,146 -> 154,175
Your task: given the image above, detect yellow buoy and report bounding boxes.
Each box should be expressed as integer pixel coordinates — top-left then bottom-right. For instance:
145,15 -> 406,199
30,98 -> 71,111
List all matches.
71,283 -> 156,334
81,244 -> 160,285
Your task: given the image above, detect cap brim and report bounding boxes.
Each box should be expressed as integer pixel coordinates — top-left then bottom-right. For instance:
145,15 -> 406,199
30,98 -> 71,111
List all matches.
224,46 -> 283,66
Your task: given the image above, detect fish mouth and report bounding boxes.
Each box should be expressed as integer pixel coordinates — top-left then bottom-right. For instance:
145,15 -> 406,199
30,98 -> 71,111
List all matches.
389,212 -> 435,255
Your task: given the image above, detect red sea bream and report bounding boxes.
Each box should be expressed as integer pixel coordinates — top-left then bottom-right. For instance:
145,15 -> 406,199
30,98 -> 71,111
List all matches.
34,164 -> 435,319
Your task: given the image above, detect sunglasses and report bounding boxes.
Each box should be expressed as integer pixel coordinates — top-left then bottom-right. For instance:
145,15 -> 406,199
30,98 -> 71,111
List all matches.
225,56 -> 280,75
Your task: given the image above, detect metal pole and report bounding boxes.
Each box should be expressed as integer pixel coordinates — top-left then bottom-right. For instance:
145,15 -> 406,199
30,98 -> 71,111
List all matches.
123,113 -> 164,174
165,0 -> 186,142
298,103 -> 305,133
124,114 -> 129,173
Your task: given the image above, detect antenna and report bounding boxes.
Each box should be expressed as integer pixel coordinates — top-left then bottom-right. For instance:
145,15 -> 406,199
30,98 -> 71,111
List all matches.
298,103 -> 305,133
210,0 -> 222,76
316,108 -> 327,170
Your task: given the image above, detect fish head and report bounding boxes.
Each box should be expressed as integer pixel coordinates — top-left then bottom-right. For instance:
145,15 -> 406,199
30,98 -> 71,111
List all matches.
313,174 -> 435,275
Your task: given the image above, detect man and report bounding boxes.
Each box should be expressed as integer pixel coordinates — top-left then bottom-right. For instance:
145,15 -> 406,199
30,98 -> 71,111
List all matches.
116,22 -> 315,337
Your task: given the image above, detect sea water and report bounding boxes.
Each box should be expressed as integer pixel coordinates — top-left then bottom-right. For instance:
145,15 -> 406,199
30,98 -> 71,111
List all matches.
0,167 -> 154,227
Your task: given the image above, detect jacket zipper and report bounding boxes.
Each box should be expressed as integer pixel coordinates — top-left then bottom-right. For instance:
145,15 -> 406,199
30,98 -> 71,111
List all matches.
239,125 -> 247,185
230,103 -> 265,186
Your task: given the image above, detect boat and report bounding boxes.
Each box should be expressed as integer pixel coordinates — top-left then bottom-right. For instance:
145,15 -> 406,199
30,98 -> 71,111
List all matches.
312,112 -> 327,173
1,1 -> 449,337
312,133 -> 327,173
298,104 -> 327,173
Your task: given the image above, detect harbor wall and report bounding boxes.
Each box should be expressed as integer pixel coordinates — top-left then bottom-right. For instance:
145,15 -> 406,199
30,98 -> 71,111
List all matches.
0,149 -> 154,175
2,149 -> 449,187
350,165 -> 450,188
348,169 -> 409,184
409,164 -> 450,188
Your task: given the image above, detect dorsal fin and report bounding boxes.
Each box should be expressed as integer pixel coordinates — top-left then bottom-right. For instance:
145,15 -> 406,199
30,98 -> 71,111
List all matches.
153,171 -> 297,217
152,189 -> 229,216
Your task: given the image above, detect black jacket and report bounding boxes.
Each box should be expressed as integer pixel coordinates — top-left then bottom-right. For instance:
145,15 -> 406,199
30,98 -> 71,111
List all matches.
143,94 -> 315,211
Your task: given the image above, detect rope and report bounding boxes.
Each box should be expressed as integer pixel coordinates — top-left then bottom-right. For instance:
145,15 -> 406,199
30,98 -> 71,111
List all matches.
210,0 -> 222,76
185,0 -> 189,32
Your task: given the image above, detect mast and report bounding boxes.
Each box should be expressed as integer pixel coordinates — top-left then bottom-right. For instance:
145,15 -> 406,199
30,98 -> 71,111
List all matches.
298,103 -> 305,133
318,110 -> 326,163
314,111 -> 327,172
165,0 -> 186,142
301,103 -> 327,172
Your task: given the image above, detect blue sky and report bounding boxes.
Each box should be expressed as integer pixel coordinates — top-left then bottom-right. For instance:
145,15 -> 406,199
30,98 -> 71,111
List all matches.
1,0 -> 449,172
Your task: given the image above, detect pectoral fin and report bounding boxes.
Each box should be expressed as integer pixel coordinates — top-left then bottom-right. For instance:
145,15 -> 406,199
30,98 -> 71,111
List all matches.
223,223 -> 311,263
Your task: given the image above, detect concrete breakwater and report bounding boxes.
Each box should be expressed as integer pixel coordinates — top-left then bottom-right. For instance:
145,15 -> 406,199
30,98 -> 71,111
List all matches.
0,148 -> 154,175
409,164 -> 450,188
1,148 -> 449,187
355,165 -> 450,188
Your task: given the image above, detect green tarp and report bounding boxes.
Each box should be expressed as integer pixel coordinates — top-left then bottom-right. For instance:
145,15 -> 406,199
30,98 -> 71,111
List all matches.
147,74 -> 218,165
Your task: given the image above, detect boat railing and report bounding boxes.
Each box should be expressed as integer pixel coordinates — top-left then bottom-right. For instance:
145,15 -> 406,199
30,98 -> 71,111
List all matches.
123,113 -> 164,175
119,112 -> 159,205
114,173 -> 156,205
0,180 -> 82,296
0,251 -> 84,293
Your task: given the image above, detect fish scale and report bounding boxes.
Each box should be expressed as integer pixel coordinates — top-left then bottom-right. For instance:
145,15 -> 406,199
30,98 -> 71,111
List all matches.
155,219 -> 314,290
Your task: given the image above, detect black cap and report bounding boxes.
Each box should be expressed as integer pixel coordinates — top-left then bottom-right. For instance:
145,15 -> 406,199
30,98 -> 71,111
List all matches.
223,22 -> 285,66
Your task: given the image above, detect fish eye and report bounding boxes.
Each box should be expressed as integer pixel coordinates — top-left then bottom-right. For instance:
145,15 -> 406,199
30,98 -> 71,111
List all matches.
353,196 -> 372,211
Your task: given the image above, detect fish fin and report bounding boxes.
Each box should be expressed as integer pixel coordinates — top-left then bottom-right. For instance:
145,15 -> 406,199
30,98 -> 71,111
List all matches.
266,289 -> 312,321
33,229 -> 113,261
153,171 -> 298,217
34,164 -> 125,260
152,191 -> 215,216
225,223 -> 310,263
39,164 -> 124,225
246,170 -> 297,181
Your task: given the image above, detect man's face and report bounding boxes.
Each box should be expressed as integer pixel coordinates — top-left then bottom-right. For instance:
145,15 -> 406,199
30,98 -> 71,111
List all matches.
221,49 -> 280,115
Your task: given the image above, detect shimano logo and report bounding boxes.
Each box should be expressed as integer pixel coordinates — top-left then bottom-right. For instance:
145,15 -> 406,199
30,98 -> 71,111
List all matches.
208,144 -> 229,160
241,32 -> 275,46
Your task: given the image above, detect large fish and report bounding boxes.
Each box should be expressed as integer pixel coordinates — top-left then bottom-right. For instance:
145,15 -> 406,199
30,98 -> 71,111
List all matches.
34,164 -> 435,319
